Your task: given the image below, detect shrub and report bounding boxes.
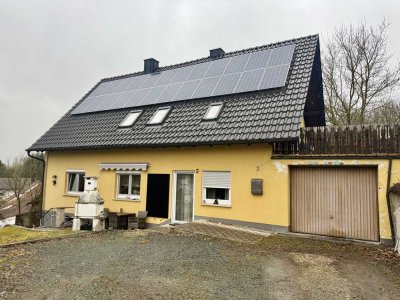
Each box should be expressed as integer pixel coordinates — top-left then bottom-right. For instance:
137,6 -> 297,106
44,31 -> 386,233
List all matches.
389,183 -> 400,195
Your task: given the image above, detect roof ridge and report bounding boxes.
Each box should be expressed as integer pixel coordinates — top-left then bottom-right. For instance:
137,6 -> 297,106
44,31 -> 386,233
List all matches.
100,34 -> 318,83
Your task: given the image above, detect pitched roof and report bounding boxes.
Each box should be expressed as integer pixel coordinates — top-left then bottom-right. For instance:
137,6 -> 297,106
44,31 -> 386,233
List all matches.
28,35 -> 321,152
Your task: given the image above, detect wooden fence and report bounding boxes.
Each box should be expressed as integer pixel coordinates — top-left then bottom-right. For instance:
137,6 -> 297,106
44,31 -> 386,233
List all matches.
273,125 -> 400,156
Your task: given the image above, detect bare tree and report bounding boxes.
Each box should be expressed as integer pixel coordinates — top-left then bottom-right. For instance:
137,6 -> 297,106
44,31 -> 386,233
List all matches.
1,155 -> 43,225
368,97 -> 400,125
323,20 -> 400,125
0,160 -> 7,177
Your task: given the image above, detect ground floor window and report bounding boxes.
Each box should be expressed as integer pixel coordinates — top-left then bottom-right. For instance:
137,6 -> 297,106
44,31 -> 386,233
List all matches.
202,171 -> 231,206
66,170 -> 85,194
116,172 -> 141,200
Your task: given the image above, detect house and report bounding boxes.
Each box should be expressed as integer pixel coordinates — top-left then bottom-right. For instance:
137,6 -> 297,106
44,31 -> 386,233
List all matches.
27,35 -> 400,243
0,178 -> 41,227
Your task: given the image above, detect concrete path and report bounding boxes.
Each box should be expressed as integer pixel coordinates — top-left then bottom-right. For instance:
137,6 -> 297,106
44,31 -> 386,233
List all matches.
155,220 -> 272,244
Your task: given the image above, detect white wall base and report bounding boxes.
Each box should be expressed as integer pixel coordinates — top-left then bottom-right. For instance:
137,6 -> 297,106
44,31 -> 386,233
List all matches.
92,218 -> 104,231
72,218 -> 81,231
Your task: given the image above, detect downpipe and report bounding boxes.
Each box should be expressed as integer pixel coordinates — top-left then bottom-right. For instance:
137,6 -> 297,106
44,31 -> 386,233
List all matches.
27,151 -> 45,221
386,158 -> 395,245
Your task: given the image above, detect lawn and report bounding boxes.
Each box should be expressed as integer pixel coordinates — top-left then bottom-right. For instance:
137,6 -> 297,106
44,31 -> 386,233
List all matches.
0,226 -> 75,246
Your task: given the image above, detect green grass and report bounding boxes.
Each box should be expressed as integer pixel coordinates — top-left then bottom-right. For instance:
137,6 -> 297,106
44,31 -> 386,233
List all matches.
0,226 -> 76,246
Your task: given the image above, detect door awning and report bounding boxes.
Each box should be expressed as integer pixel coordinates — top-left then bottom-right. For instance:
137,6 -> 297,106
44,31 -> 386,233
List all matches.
99,163 -> 149,171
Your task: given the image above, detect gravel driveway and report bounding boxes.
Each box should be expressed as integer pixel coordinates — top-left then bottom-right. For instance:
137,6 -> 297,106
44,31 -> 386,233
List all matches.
1,229 -> 400,299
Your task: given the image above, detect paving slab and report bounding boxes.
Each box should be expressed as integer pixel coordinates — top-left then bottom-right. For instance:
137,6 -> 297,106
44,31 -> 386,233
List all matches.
171,220 -> 272,244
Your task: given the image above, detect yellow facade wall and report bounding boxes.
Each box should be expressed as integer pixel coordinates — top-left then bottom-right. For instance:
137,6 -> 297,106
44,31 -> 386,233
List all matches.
43,144 -> 400,240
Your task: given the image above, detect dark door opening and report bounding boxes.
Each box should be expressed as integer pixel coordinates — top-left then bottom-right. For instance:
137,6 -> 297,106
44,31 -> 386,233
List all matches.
146,174 -> 170,218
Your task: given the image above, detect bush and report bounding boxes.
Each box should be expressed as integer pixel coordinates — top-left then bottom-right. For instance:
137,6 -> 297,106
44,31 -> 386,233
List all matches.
389,183 -> 400,195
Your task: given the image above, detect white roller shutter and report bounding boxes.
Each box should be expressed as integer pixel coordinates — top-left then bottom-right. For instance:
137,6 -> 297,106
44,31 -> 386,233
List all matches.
202,171 -> 231,188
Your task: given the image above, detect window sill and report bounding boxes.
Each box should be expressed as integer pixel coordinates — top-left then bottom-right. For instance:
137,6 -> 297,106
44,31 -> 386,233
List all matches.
63,193 -> 82,197
113,198 -> 141,202
201,203 -> 231,208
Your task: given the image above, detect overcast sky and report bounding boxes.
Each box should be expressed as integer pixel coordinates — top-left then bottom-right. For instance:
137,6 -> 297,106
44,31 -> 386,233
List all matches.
0,0 -> 399,162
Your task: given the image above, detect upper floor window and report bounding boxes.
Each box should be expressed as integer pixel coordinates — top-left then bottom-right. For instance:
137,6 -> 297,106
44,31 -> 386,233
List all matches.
119,110 -> 142,127
67,170 -> 85,194
203,103 -> 223,120
148,107 -> 171,125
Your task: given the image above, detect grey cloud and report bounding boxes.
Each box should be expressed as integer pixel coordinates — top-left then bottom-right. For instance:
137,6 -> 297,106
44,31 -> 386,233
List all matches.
0,0 -> 399,161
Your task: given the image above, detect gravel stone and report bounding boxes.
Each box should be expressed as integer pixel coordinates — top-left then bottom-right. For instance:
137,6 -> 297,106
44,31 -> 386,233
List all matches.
1,230 -> 400,299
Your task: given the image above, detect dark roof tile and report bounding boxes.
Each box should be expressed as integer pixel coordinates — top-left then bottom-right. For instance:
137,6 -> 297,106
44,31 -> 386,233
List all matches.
28,35 -> 320,151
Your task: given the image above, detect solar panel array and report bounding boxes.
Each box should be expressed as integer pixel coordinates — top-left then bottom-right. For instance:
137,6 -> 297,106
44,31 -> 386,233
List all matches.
72,44 -> 295,114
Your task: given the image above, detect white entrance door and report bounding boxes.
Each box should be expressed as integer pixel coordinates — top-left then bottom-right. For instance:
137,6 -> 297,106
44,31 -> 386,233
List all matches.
173,172 -> 194,223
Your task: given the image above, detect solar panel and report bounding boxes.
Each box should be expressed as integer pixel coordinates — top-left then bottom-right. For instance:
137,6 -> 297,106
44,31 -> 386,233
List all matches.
268,45 -> 295,66
113,78 -> 135,93
141,73 -> 162,89
82,96 -> 101,113
90,81 -> 114,97
170,65 -> 195,84
123,88 -> 150,108
259,65 -> 290,90
109,90 -> 137,109
213,73 -> 241,96
224,53 -> 251,74
187,62 -> 212,81
192,76 -> 220,99
140,86 -> 166,105
245,49 -> 272,71
94,94 -> 121,111
235,69 -> 264,93
205,58 -> 230,77
72,44 -> 295,114
126,76 -> 147,91
174,79 -> 201,101
72,96 -> 96,114
154,69 -> 177,86
157,83 -> 183,103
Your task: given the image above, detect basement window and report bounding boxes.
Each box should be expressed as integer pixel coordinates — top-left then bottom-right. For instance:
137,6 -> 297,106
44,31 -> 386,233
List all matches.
66,170 -> 85,194
119,110 -> 142,127
148,107 -> 171,125
116,172 -> 141,200
202,171 -> 231,206
203,103 -> 223,120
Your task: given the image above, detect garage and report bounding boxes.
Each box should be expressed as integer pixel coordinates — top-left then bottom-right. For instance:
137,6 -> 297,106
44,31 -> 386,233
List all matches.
290,166 -> 379,241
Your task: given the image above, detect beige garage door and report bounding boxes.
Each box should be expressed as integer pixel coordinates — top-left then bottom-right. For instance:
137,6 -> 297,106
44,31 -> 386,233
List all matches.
290,166 -> 379,241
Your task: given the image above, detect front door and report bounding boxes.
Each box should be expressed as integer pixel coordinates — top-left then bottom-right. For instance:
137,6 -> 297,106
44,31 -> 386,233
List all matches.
173,172 -> 194,223
146,174 -> 170,218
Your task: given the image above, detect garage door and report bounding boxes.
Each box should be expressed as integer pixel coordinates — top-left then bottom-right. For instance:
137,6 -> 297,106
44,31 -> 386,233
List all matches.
290,166 -> 379,241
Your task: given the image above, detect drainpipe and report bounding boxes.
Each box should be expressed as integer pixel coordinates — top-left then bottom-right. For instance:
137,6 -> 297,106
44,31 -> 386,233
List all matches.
27,151 -> 45,215
386,158 -> 395,245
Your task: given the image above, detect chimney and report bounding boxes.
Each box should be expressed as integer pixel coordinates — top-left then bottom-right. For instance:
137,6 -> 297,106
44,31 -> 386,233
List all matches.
144,58 -> 159,74
209,48 -> 225,58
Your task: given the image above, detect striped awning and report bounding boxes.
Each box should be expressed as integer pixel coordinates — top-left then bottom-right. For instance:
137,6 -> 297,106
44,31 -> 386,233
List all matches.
99,163 -> 149,171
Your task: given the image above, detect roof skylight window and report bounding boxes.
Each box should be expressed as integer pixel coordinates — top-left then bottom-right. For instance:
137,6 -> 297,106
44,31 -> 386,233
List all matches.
148,107 -> 171,125
119,110 -> 142,127
203,103 -> 223,120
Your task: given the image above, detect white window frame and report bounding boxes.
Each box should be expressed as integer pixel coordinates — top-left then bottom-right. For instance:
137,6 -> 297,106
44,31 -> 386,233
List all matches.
147,107 -> 171,125
119,110 -> 142,127
115,171 -> 141,200
203,103 -> 223,120
66,169 -> 85,195
202,171 -> 231,206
